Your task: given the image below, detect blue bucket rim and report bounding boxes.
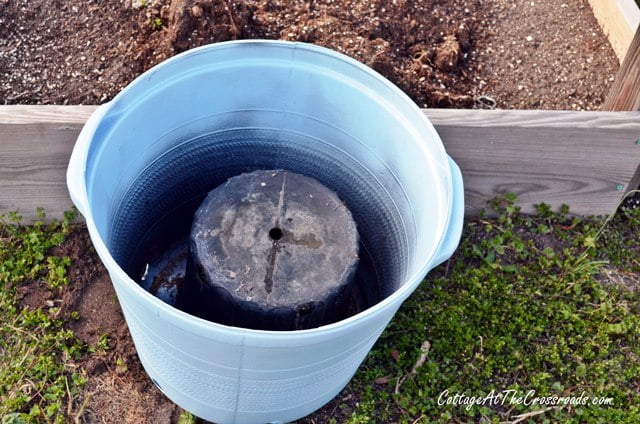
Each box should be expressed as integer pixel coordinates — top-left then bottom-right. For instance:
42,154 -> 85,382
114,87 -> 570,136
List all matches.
73,39 -> 457,338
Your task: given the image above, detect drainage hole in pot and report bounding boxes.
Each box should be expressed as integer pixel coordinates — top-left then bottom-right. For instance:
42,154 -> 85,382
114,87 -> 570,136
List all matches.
269,227 -> 283,241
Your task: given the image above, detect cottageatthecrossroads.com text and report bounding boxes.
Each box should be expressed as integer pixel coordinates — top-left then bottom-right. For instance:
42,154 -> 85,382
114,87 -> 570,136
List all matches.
438,389 -> 614,410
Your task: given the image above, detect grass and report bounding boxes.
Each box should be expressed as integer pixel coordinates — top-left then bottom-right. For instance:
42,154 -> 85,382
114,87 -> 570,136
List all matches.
1,195 -> 639,423
339,194 -> 640,423
0,210 -> 87,424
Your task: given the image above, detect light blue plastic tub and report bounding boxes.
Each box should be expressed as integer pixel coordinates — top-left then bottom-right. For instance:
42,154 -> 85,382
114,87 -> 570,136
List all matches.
67,40 -> 464,424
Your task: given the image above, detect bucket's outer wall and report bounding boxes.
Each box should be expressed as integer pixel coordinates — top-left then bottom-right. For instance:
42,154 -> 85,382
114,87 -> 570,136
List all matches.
67,41 -> 464,424
111,269 -> 398,423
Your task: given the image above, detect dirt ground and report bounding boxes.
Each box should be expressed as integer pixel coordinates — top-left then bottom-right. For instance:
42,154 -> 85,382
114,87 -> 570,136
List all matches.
473,0 -> 619,110
18,227 -> 357,423
0,0 -> 618,109
18,230 -> 184,423
3,0 -> 624,422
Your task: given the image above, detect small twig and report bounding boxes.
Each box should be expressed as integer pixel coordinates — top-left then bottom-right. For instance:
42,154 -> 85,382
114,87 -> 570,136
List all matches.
410,341 -> 430,375
411,414 -> 426,424
75,392 -> 92,424
501,407 -> 558,424
498,405 -> 515,418
328,397 -> 341,417
5,90 -> 29,101
222,0 -> 239,36
395,340 -> 430,394
394,374 -> 406,394
66,376 -> 73,418
477,218 -> 507,233
444,258 -> 451,278
374,375 -> 391,385
6,323 -> 42,342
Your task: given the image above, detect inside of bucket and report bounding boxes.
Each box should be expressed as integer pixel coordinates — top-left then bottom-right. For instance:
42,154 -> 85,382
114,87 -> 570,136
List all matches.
82,42 -> 451,329
109,128 -> 409,320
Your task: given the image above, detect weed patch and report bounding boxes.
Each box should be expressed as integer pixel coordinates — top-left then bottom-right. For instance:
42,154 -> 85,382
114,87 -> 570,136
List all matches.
2,196 -> 640,423
0,210 -> 87,424
338,195 -> 640,423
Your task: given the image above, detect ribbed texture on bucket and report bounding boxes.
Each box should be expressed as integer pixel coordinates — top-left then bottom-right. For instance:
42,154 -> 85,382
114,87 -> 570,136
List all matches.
110,128 -> 408,314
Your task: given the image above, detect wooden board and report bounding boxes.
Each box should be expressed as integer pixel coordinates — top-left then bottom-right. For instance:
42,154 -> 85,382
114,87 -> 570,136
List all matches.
0,106 -> 95,221
1,106 -> 640,221
426,109 -> 640,216
603,25 -> 640,111
587,0 -> 640,62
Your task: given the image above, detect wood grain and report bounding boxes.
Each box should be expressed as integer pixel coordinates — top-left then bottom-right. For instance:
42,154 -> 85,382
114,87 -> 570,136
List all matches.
0,105 -> 96,124
426,109 -> 640,216
603,25 -> 640,111
0,106 -> 97,221
587,0 -> 640,62
1,106 -> 640,221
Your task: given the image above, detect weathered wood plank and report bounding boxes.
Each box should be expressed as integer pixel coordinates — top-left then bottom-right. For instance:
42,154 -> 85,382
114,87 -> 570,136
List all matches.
603,25 -> 640,111
0,106 -> 97,221
1,106 -> 640,221
426,109 -> 640,216
0,105 -> 96,124
587,0 -> 640,62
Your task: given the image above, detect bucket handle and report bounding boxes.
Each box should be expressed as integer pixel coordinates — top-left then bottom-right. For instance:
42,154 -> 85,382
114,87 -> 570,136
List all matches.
66,103 -> 111,217
430,156 -> 464,268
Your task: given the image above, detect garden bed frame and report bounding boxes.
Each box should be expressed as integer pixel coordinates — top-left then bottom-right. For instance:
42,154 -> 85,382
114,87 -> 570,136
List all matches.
1,23 -> 640,221
588,0 -> 640,62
